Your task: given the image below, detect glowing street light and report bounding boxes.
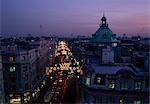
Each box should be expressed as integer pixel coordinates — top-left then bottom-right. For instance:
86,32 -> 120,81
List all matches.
50,76 -> 53,79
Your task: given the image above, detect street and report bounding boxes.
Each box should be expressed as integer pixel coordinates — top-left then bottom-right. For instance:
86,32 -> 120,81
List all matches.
32,41 -> 82,104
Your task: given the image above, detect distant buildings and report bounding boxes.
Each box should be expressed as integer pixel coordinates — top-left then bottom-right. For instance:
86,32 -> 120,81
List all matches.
71,15 -> 149,104
0,46 -> 5,104
0,36 -> 52,103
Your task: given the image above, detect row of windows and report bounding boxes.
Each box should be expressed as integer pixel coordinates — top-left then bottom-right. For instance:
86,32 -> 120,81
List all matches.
101,79 -> 142,90
84,95 -> 142,104
119,99 -> 141,104
86,77 -> 143,90
94,74 -> 105,85
8,55 -> 34,62
23,66 -> 28,72
9,57 -> 14,62
8,83 -> 29,91
9,65 -> 28,72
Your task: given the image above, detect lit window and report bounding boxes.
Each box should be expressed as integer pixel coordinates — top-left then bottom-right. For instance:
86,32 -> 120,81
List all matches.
97,77 -> 101,84
119,98 -> 126,104
10,66 -> 15,72
94,74 -> 105,85
108,80 -> 115,89
135,81 -> 142,90
9,94 -> 13,97
121,81 -> 128,90
9,57 -> 14,62
112,43 -> 117,47
134,100 -> 141,104
86,77 -> 90,86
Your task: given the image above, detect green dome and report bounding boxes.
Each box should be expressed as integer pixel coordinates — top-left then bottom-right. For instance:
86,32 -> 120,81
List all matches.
91,16 -> 116,43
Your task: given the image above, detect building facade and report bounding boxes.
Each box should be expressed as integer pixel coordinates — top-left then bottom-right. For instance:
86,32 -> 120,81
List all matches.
73,15 -> 149,104
1,37 -> 50,103
81,64 -> 149,104
0,51 -> 5,104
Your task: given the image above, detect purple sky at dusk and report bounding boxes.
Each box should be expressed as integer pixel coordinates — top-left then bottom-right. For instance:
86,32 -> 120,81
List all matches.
1,0 -> 149,37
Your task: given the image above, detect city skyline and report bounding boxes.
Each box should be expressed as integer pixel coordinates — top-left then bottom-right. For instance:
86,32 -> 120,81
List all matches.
1,0 -> 149,37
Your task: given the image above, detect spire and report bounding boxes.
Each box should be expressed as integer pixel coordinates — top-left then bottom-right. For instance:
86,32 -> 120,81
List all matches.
101,12 -> 107,26
103,11 -> 105,17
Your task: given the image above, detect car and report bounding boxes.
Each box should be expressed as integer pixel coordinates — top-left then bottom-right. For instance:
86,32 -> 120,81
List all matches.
58,79 -> 62,83
53,80 -> 57,85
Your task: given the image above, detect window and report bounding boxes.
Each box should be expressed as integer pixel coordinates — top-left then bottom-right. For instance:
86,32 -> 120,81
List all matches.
94,74 -> 105,85
145,77 -> 149,87
86,77 -> 90,86
25,83 -> 28,90
121,81 -> 128,90
119,98 -> 126,104
22,56 -> 26,60
108,80 -> 115,89
24,74 -> 28,81
10,66 -> 16,72
108,97 -> 115,103
11,76 -> 16,82
23,66 -> 28,72
9,57 -> 14,62
135,81 -> 142,90
12,85 -> 16,91
30,55 -> 32,59
134,100 -> 141,104
112,43 -> 117,47
97,77 -> 101,84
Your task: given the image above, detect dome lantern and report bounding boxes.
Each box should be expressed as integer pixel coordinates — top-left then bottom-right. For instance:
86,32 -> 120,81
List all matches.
101,13 -> 107,26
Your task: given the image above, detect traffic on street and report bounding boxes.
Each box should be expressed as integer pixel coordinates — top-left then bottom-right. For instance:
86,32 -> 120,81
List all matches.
34,40 -> 82,103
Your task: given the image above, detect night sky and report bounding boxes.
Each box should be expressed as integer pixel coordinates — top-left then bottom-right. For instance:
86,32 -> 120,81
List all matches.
1,0 -> 149,37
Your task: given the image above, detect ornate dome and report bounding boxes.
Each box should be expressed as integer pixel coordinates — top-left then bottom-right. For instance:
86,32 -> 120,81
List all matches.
93,27 -> 113,43
91,15 -> 116,43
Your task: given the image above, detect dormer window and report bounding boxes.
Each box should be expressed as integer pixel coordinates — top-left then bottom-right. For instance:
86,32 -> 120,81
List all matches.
108,80 -> 115,89
135,81 -> 142,90
86,77 -> 90,86
9,57 -> 14,62
94,74 -> 105,85
120,80 -> 128,90
10,66 -> 16,72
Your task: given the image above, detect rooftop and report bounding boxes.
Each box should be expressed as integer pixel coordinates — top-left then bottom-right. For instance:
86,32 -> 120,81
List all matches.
90,64 -> 135,74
